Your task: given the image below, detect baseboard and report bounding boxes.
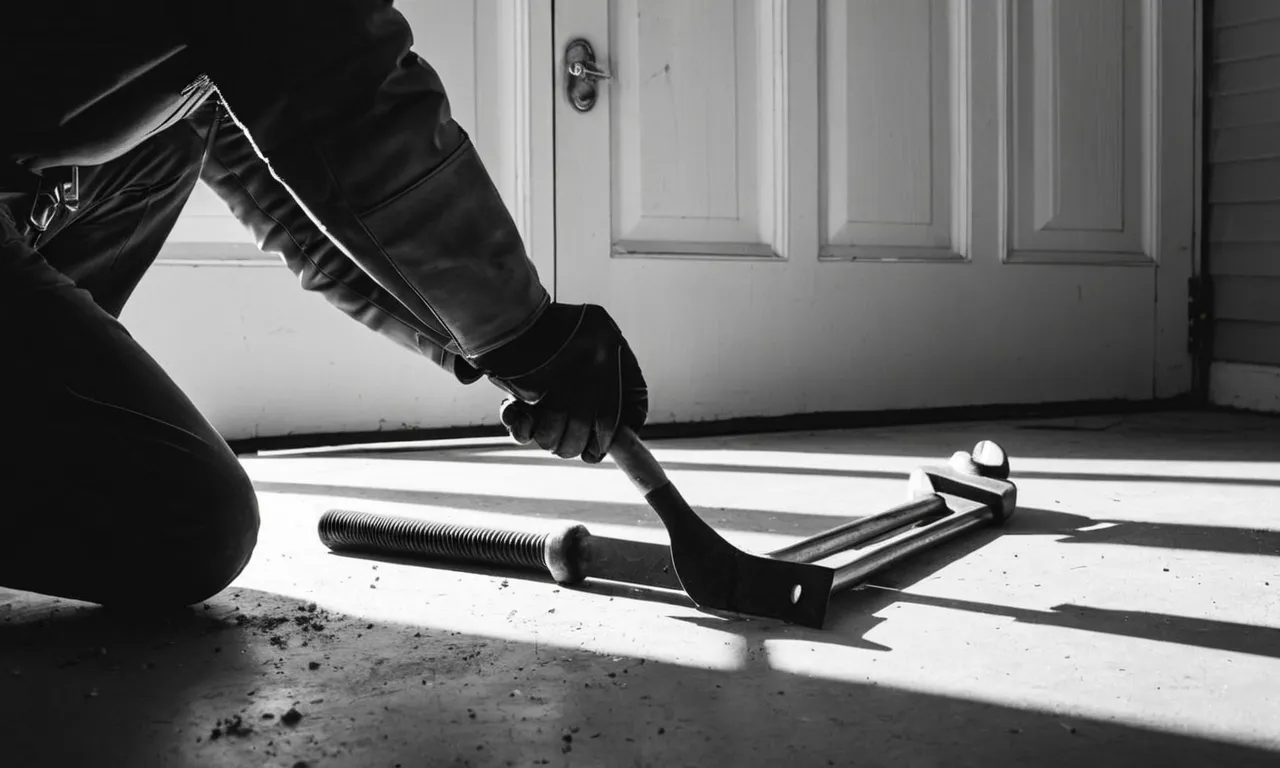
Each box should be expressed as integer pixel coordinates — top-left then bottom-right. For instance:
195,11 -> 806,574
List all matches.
1209,362 -> 1280,414
230,395 -> 1199,455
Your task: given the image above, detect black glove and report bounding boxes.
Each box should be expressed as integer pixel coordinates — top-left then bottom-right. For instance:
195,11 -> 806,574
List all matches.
472,303 -> 648,463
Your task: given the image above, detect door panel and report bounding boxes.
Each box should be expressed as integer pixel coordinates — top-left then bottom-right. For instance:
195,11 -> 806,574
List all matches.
554,0 -> 1196,424
1009,0 -> 1146,260
822,0 -> 959,257
610,0 -> 781,256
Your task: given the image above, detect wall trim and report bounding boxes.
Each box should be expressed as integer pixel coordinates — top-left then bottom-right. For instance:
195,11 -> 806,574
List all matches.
1141,0 -> 1163,264
613,240 -> 782,260
1191,0 -> 1210,402
768,0 -> 791,261
995,0 -> 1011,263
950,0 -> 972,261
817,245 -> 967,263
483,0 -> 554,287
1152,0 -> 1199,398
230,394 -> 1200,454
491,0 -> 532,243
1210,362 -> 1280,413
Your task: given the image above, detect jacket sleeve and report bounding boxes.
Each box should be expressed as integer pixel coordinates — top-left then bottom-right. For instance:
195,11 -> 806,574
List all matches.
186,99 -> 482,385
170,0 -> 550,360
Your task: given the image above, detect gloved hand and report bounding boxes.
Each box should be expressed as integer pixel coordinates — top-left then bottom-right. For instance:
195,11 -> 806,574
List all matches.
472,303 -> 648,463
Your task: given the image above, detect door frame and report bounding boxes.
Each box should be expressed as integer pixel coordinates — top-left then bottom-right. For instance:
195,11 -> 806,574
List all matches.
485,0 -> 557,288
1152,0 -> 1203,399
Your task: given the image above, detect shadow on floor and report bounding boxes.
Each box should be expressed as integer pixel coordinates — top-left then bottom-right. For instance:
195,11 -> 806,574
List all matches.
2,586 -> 1276,768
251,480 -> 846,536
317,451 -> 1280,489
305,499 -> 1280,663
0,596 -> 258,768
816,512 -> 1280,661
859,586 -> 1280,661
1002,506 -> 1280,556
253,480 -> 1280,560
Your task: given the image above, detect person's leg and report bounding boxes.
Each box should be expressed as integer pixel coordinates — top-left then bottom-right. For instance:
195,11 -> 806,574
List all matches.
33,123 -> 209,318
0,128 -> 260,607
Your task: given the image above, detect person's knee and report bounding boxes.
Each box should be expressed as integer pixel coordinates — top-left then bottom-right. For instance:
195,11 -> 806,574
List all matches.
108,454 -> 262,609
177,460 -> 261,604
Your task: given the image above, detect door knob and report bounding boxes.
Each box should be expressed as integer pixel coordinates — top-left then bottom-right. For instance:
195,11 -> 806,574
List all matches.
565,38 -> 610,112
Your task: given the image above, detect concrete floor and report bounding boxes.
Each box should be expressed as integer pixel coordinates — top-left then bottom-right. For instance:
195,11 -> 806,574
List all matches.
3,409 -> 1278,767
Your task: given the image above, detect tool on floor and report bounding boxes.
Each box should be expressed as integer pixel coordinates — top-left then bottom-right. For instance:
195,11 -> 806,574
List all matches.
318,429 -> 1017,629
318,510 -> 685,591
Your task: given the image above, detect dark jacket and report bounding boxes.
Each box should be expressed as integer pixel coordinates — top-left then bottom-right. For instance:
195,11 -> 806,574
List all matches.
1,0 -> 549,379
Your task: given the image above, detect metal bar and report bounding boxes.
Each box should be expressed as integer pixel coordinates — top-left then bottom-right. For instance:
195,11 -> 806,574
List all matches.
578,534 -> 683,591
830,494 -> 997,591
318,508 -> 574,578
319,509 -> 688,591
767,495 -> 948,564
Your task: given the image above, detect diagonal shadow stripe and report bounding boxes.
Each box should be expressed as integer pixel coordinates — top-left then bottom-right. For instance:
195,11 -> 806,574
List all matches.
254,482 -> 1280,559
854,586 -> 1280,661
309,452 -> 1280,489
1003,507 -> 1280,557
251,481 -> 849,536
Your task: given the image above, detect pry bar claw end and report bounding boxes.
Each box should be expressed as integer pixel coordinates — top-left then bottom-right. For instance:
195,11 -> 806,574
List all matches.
608,428 -> 836,628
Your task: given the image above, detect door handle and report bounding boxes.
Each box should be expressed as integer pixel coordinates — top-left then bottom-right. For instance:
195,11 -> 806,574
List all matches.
565,38 -> 610,112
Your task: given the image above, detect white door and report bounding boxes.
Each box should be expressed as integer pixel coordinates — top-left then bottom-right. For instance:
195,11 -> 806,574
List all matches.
553,0 -> 1198,424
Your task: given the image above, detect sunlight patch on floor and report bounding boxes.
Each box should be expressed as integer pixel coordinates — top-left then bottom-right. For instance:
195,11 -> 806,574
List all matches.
762,626 -> 1280,752
270,439 -> 1280,484
239,454 -> 911,520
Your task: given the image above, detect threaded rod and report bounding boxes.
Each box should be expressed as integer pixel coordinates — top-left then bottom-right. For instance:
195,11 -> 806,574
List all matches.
318,509 -> 551,574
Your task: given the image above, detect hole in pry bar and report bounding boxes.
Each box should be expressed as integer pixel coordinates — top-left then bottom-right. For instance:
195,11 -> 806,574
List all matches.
790,584 -> 803,604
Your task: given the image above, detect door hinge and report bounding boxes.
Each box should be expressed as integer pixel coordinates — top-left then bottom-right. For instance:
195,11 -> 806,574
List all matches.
1187,275 -> 1213,355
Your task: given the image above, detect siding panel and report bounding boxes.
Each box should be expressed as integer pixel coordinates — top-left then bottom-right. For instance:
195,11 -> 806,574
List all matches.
1207,5 -> 1280,368
1213,55 -> 1280,95
1214,0 -> 1280,28
1209,159 -> 1280,202
1214,276 -> 1280,323
1214,17 -> 1280,61
1210,243 -> 1280,277
1214,322 -> 1280,366
1210,123 -> 1280,162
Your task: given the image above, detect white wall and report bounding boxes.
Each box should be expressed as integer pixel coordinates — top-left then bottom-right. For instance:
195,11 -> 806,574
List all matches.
119,0 -> 553,441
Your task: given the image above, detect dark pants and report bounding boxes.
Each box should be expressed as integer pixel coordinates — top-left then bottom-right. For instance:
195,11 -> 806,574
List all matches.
0,125 -> 260,608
